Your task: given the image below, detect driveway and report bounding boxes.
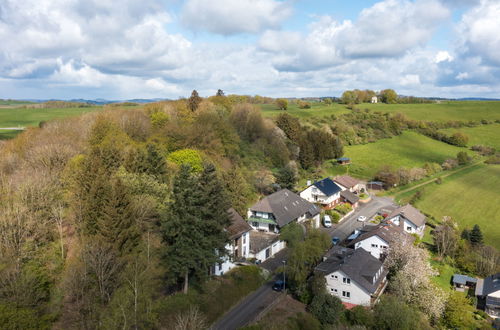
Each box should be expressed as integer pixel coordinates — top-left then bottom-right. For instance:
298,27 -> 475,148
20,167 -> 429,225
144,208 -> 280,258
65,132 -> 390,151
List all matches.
324,196 -> 396,241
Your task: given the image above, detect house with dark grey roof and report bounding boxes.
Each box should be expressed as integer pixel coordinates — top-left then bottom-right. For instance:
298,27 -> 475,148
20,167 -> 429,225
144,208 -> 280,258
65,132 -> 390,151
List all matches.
386,204 -> 426,238
340,190 -> 360,208
213,208 -> 252,276
315,246 -> 388,307
476,273 -> 500,319
300,178 -> 343,208
348,223 -> 414,259
248,189 -> 321,233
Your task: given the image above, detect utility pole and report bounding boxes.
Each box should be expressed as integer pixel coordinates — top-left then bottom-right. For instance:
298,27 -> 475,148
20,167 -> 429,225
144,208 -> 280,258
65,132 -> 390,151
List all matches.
282,260 -> 286,294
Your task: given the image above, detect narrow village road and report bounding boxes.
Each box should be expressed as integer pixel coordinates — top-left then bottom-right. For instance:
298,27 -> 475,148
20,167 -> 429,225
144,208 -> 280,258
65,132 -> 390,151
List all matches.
212,196 -> 395,330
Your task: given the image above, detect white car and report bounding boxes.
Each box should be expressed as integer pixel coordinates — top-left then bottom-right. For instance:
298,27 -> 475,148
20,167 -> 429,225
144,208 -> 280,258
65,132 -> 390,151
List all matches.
323,215 -> 332,228
357,215 -> 367,222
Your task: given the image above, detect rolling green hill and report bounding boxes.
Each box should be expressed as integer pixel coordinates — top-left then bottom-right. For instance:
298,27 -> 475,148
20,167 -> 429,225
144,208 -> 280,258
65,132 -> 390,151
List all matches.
341,131 -> 468,178
0,106 -> 102,128
440,123 -> 500,150
259,102 -> 349,119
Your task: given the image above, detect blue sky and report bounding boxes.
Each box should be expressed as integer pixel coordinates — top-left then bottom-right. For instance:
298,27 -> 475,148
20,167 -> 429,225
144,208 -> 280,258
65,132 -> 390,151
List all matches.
1,0 -> 499,100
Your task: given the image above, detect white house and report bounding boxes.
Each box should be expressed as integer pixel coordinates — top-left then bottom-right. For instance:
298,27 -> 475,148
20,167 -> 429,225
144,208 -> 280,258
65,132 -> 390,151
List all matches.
334,175 -> 366,194
213,208 -> 252,276
247,189 -> 321,232
248,231 -> 286,263
476,273 -> 500,319
315,247 -> 388,308
386,204 -> 426,238
300,178 -> 343,208
348,223 -> 414,259
371,96 -> 378,103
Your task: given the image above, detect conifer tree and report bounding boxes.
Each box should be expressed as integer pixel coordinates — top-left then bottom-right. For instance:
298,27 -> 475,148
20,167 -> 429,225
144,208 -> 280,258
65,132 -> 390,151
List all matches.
469,224 -> 483,245
187,90 -> 202,112
162,165 -> 205,293
98,178 -> 140,255
145,143 -> 166,181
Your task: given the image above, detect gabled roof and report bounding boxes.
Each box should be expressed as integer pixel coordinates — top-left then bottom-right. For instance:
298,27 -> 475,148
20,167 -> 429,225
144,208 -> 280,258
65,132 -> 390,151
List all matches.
312,178 -> 342,197
250,189 -> 320,227
334,175 -> 360,189
387,204 -> 426,227
478,273 -> 500,296
249,231 -> 280,254
348,223 -> 413,247
452,274 -> 478,285
315,247 -> 388,294
340,190 -> 359,204
226,208 -> 252,240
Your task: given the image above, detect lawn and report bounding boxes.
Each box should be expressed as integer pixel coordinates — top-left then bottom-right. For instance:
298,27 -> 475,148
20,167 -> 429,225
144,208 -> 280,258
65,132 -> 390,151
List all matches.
407,164 -> 500,249
441,123 -> 500,150
259,102 -> 349,120
341,131 -> 468,178
0,106 -> 103,128
360,101 -> 500,122
0,129 -> 23,140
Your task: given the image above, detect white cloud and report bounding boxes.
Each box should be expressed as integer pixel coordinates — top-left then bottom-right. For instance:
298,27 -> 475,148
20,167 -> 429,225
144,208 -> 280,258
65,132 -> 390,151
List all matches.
459,0 -> 500,66
259,0 -> 449,72
181,0 -> 292,35
435,51 -> 453,63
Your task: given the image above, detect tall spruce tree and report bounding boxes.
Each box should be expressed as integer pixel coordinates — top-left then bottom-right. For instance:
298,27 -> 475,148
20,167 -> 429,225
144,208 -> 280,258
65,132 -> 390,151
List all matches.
470,224 -> 483,245
98,178 -> 140,256
145,143 -> 166,181
188,90 -> 202,112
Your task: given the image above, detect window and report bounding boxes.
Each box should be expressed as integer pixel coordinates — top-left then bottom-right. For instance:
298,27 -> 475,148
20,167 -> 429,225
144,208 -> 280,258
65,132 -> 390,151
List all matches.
252,222 -> 258,227
243,234 -> 246,244
331,274 -> 338,280
218,263 -> 222,271
342,291 -> 351,298
371,244 -> 378,248
343,277 -> 351,284
407,226 -> 412,231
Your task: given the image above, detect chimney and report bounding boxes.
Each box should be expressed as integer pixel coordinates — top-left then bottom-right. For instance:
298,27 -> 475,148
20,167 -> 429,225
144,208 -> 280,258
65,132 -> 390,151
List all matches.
307,180 -> 312,186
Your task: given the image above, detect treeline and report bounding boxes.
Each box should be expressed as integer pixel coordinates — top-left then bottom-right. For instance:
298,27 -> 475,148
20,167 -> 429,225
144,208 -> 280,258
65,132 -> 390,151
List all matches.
23,100 -> 92,108
341,88 -> 432,104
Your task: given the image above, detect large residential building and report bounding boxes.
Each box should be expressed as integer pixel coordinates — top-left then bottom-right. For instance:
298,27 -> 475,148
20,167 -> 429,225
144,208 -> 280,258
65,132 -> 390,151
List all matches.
300,178 -> 343,208
247,189 -> 321,232
213,208 -> 252,276
315,247 -> 388,308
348,223 -> 413,259
476,273 -> 500,319
385,204 -> 426,238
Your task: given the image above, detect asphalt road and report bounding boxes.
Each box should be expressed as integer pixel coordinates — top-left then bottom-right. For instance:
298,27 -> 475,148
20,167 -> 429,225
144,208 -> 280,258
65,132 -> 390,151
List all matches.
211,196 -> 396,330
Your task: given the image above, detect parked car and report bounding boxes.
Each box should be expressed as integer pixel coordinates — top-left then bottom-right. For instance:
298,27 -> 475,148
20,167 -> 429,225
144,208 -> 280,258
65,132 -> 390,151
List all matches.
272,279 -> 285,291
332,237 -> 340,245
357,215 -> 367,222
323,215 -> 332,228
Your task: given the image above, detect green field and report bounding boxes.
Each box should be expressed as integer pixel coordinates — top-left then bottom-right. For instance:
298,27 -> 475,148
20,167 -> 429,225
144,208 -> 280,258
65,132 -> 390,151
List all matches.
341,131 -> 468,178
259,102 -> 349,119
0,106 -> 102,128
0,129 -> 23,140
403,164 -> 500,249
359,101 -> 500,122
441,123 -> 500,150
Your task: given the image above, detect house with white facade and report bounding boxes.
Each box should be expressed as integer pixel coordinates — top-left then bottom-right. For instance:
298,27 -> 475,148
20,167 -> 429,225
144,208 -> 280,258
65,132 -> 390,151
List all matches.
348,223 -> 413,259
334,175 -> 366,194
248,231 -> 286,263
476,273 -> 500,319
371,96 -> 378,103
315,246 -> 388,308
385,204 -> 426,237
213,208 -> 252,276
247,189 -> 321,232
300,178 -> 343,209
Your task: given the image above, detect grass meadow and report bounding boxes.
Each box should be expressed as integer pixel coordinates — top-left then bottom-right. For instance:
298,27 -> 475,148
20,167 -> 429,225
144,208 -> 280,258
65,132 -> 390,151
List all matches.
441,123 -> 500,150
360,101 -> 500,122
0,106 -> 103,128
397,164 -> 500,249
340,131 -> 468,178
259,102 -> 349,119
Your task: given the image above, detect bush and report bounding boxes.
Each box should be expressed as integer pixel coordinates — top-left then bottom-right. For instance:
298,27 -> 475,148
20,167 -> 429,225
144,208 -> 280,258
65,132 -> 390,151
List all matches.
325,209 -> 341,223
334,203 -> 352,215
485,154 -> 500,164
345,306 -> 374,327
308,292 -> 345,325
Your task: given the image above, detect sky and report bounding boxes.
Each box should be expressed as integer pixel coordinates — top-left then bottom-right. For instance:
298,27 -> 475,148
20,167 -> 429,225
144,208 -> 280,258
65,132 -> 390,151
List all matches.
1,0 -> 499,100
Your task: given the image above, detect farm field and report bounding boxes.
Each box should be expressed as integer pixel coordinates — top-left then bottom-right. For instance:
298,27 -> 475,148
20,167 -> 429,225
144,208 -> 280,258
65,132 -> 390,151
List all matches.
440,123 -> 500,150
259,102 -> 349,119
360,101 -> 500,122
403,164 -> 500,249
340,131 -> 468,178
0,106 -> 102,128
0,129 -> 22,140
